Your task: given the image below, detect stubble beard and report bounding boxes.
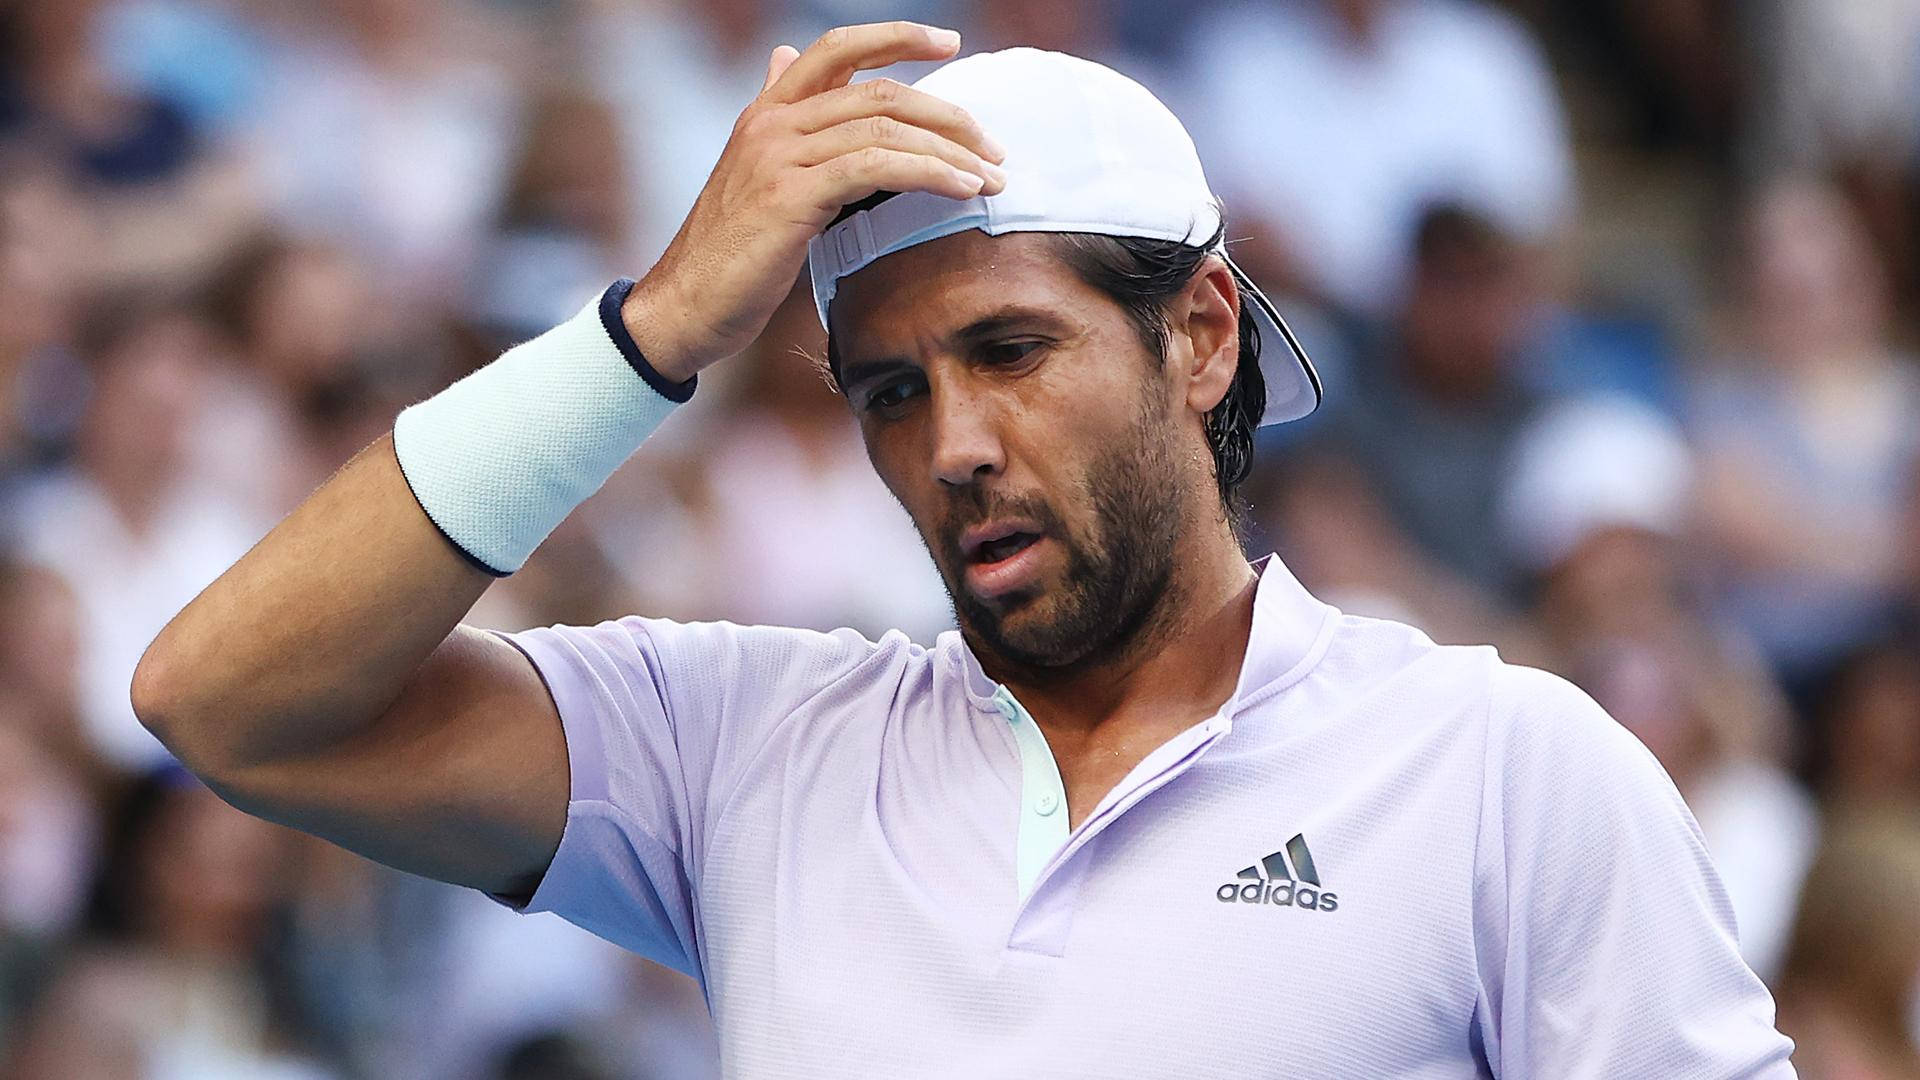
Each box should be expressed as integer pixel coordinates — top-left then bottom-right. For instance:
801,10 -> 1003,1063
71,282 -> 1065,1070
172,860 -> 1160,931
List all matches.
935,393 -> 1185,681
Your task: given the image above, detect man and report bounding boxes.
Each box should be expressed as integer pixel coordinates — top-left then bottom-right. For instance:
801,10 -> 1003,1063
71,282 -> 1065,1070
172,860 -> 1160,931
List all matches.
134,22 -> 1794,1077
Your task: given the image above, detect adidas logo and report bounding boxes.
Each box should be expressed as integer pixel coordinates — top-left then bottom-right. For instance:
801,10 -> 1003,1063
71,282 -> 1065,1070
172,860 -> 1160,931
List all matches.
1214,834 -> 1339,912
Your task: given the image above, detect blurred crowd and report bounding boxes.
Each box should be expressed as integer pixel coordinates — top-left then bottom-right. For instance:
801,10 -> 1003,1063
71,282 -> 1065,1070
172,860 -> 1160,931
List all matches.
1,0 -> 1918,1076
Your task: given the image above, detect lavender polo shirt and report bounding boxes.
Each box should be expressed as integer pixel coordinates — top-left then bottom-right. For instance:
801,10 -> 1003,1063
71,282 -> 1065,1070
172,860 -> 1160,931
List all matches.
498,555 -> 1794,1078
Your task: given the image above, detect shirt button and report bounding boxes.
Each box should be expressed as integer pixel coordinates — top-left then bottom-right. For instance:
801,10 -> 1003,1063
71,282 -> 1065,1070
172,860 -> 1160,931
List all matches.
1035,792 -> 1060,816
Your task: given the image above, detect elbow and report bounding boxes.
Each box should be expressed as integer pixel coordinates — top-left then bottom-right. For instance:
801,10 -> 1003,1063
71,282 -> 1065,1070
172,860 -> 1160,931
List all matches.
130,634 -> 230,777
130,638 -> 191,756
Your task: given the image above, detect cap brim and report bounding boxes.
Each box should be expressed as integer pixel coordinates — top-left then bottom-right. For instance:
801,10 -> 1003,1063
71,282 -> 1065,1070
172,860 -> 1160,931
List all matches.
1224,254 -> 1321,425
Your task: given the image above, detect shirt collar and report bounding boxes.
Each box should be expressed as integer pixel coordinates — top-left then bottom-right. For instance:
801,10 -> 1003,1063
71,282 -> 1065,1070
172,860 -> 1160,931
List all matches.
1225,553 -> 1338,716
945,553 -> 1336,717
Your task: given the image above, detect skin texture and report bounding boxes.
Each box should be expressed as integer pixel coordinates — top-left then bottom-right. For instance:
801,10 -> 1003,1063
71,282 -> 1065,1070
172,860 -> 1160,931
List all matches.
832,229 -> 1261,827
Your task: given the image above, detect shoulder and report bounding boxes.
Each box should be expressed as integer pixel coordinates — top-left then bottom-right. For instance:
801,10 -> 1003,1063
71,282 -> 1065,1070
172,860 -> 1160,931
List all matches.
1311,606 -> 1503,709
622,616 -> 906,666
1315,612 -> 1663,792
506,614 -> 933,722
1476,659 -> 1696,856
514,615 -> 927,700
1484,661 -> 1663,780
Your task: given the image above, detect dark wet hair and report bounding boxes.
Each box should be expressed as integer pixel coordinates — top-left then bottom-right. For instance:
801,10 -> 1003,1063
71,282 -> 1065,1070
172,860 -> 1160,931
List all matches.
821,208 -> 1266,516
1047,222 -> 1265,514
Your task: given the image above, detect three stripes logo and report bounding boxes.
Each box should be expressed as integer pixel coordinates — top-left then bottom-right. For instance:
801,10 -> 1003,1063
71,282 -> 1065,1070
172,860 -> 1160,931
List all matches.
1215,834 -> 1339,912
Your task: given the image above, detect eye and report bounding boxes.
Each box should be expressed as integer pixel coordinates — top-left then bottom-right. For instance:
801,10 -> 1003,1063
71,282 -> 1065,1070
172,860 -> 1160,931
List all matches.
863,374 -> 925,416
979,339 -> 1044,367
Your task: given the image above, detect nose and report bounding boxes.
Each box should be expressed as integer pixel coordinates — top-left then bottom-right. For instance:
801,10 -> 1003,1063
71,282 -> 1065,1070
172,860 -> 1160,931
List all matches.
928,380 -> 1005,488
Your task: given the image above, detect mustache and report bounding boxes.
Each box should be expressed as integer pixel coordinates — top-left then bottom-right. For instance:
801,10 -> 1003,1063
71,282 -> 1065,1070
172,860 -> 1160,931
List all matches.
935,488 -> 1064,559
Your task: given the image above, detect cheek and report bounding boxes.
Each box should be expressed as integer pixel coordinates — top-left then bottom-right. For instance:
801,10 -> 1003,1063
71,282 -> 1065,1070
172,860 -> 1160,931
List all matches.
860,420 -> 936,518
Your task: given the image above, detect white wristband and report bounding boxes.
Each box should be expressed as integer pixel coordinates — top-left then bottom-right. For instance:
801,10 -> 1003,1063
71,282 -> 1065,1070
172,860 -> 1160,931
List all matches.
392,279 -> 693,574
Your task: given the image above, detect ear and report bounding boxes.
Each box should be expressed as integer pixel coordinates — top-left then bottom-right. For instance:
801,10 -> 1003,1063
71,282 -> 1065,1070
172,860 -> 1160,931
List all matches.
1173,258 -> 1241,417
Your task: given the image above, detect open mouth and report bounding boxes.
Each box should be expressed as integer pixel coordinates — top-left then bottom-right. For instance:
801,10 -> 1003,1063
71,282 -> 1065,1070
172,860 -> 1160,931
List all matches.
975,531 -> 1041,565
957,521 -> 1051,598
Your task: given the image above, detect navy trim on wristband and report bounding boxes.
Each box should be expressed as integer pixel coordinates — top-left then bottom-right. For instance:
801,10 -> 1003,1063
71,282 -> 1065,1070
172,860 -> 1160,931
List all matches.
390,438 -> 512,578
600,279 -> 698,404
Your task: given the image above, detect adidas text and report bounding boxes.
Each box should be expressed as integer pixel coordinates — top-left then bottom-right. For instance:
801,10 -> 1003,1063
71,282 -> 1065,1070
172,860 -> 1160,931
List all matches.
1214,880 -> 1338,911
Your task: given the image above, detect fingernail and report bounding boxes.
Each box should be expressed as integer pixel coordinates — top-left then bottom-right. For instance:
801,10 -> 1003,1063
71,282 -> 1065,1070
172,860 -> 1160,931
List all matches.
981,132 -> 1009,162
956,168 -> 986,194
929,27 -> 961,49
982,161 -> 1009,189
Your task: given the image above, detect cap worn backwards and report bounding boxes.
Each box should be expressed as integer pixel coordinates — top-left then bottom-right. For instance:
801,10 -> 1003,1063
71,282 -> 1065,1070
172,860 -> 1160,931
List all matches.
806,47 -> 1322,425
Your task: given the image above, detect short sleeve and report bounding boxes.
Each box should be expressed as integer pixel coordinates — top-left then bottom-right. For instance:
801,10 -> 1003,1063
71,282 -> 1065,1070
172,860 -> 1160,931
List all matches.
495,618 -> 883,979
1471,663 -> 1797,1078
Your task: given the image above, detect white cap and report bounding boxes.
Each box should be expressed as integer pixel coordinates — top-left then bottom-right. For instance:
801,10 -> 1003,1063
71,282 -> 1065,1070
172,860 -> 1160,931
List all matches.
1499,395 -> 1696,572
807,47 -> 1322,426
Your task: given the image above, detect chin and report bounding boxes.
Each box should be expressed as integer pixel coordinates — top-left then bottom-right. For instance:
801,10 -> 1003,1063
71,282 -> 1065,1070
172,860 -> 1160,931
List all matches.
959,587 -> 1097,670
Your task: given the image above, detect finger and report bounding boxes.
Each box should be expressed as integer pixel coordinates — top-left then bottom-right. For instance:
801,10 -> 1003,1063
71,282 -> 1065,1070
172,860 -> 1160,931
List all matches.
762,45 -> 800,91
805,147 -> 987,212
798,117 -> 1006,196
783,79 -> 1006,163
765,21 -> 961,105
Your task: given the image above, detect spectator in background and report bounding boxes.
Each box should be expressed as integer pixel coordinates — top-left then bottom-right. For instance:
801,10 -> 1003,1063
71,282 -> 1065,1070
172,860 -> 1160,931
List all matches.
961,0 -> 1180,102
7,769 -> 330,1080
0,562 -> 97,783
1808,636 -> 1920,809
1523,0 -> 1745,156
94,0 -> 271,136
1752,0 -> 1920,304
1185,0 -> 1573,315
467,86 -> 631,345
0,720 -> 97,1053
15,301 -> 267,771
1774,808 -> 1920,1079
965,0 -> 1119,54
1686,179 -> 1920,705
1500,395 -> 1818,983
0,162 -> 86,494
0,0 -> 263,289
1276,205 -> 1553,601
241,0 -> 522,297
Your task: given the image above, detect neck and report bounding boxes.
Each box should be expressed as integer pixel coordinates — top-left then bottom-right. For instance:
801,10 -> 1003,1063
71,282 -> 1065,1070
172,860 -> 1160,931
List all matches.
983,517 -> 1259,738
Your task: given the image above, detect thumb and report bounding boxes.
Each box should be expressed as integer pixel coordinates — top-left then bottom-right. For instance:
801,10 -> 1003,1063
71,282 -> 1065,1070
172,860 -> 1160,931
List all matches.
762,45 -> 800,91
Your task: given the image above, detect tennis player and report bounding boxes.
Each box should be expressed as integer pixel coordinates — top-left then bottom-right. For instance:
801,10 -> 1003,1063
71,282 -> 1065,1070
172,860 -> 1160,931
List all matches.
136,22 -> 1795,1077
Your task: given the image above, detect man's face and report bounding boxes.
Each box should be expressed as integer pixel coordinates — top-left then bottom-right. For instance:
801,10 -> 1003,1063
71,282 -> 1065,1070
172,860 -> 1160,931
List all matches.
830,230 -> 1189,673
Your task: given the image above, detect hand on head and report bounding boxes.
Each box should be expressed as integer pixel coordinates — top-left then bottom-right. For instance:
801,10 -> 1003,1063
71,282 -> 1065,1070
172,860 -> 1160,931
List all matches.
623,22 -> 1008,383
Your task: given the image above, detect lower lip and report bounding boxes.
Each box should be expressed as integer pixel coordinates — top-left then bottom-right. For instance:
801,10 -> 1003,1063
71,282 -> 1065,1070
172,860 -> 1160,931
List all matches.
964,537 -> 1050,600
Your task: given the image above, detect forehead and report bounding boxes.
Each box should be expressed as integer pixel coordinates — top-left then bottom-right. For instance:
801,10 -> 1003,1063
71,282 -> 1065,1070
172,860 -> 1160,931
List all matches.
829,230 -> 1104,352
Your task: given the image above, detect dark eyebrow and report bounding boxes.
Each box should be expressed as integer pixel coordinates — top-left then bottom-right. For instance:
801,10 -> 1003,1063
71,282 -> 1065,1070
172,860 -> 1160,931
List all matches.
836,305 -> 1072,394
837,356 -> 918,397
952,306 -> 1070,343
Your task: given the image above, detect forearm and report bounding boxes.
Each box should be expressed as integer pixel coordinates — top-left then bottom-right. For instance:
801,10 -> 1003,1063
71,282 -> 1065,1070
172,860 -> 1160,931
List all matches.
136,275 -> 689,770
133,435 -> 492,773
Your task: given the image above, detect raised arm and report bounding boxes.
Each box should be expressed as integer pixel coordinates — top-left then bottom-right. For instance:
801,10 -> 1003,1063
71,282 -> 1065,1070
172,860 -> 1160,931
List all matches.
131,20 -> 1006,899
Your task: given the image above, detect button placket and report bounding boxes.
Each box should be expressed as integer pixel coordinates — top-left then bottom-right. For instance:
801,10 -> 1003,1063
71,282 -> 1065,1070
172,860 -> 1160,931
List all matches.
993,688 -> 1071,900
